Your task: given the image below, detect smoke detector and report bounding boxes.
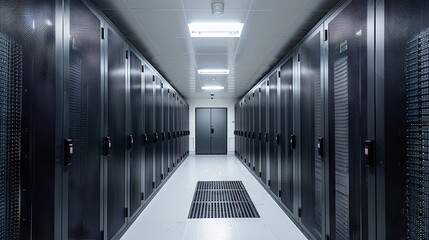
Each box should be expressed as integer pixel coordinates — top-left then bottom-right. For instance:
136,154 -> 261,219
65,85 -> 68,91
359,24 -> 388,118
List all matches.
211,1 -> 224,16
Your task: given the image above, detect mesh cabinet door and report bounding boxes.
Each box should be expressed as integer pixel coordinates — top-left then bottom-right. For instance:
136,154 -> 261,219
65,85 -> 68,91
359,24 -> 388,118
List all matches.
299,28 -> 324,240
67,1 -> 102,239
106,28 -> 127,239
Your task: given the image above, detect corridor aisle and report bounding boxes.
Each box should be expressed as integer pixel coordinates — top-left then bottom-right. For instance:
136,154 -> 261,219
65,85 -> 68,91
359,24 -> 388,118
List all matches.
121,155 -> 307,240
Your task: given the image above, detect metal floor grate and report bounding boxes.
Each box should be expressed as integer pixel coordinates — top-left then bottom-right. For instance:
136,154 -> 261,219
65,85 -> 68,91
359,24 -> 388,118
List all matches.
188,181 -> 260,219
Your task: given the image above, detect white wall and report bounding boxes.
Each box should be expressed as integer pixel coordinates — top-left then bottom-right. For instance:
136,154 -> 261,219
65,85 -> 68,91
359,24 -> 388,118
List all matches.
188,98 -> 235,155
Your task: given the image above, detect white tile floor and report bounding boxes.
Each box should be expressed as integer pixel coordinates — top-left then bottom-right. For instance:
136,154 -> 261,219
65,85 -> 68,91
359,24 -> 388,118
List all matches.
121,154 -> 307,240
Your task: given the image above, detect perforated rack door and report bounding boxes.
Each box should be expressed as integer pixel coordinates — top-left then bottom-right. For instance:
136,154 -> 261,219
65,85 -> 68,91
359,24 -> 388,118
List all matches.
0,32 -> 23,240
405,29 -> 429,240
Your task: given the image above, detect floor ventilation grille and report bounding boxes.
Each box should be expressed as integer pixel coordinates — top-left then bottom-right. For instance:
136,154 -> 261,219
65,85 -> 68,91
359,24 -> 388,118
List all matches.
188,181 -> 260,219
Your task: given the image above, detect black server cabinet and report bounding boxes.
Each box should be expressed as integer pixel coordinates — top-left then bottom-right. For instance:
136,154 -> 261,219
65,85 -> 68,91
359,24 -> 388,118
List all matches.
244,98 -> 248,163
374,0 -> 429,239
248,93 -> 255,171
105,28 -> 127,239
280,57 -> 294,213
0,0 -> 57,238
238,103 -> 241,159
65,1 -> 103,239
128,51 -> 144,219
268,72 -> 279,194
248,95 -> 253,168
325,1 -> 368,239
170,93 -> 175,168
260,81 -> 268,183
299,27 -> 324,240
164,88 -> 170,175
144,68 -> 154,198
254,89 -> 261,175
234,105 -> 238,157
154,76 -> 162,187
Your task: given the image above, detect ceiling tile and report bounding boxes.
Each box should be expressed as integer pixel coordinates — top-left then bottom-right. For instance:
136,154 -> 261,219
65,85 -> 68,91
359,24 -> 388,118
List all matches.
251,0 -> 309,11
235,37 -> 280,60
183,0 -> 252,10
241,10 -> 301,37
132,10 -> 188,37
124,0 -> 183,9
149,37 -> 194,56
192,38 -> 239,54
195,54 -> 233,69
185,10 -> 247,23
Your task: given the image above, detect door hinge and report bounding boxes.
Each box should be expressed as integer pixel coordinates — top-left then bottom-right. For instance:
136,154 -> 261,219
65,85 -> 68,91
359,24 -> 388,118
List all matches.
278,71 -> 281,78
152,181 -> 155,189
324,29 -> 328,41
326,235 -> 330,240
153,75 -> 155,82
124,207 -> 128,218
101,27 -> 105,39
141,192 -> 145,200
259,172 -> 262,177
259,88 -> 261,93
142,65 -> 145,72
298,208 -> 302,217
267,81 -> 269,86
253,166 -> 255,171
125,50 -> 129,59
279,190 -> 282,198
161,173 -> 164,180
100,230 -> 104,240
161,83 -> 164,88
297,53 -> 301,62
268,180 -> 271,186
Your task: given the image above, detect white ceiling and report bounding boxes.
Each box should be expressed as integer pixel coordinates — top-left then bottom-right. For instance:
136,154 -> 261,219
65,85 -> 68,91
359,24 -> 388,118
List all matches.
90,0 -> 340,100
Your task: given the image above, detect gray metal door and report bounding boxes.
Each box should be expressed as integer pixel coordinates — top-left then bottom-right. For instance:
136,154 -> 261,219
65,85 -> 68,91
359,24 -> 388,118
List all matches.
196,108 -> 211,154
211,108 -> 227,154
195,108 -> 227,154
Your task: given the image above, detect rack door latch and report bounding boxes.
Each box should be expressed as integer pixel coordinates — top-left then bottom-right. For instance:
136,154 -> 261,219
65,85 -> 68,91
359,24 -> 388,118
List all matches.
64,139 -> 74,166
365,140 -> 375,167
104,137 -> 112,156
290,135 -> 296,150
317,138 -> 324,156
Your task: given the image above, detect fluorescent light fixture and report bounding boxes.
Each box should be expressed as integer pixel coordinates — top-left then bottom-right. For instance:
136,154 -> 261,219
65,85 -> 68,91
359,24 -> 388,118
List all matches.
198,69 -> 230,75
188,22 -> 244,38
202,86 -> 225,90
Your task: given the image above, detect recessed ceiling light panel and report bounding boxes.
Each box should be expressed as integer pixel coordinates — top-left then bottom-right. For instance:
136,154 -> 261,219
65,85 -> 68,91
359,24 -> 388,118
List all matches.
198,69 -> 230,75
188,23 -> 244,38
202,86 -> 225,90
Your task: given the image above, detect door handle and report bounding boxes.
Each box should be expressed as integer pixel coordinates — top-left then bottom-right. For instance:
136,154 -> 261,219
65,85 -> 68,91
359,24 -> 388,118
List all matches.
154,133 -> 159,143
128,135 -> 134,150
290,134 -> 296,150
276,133 -> 280,145
143,133 -> 148,146
64,139 -> 73,166
317,138 -> 324,156
104,136 -> 112,156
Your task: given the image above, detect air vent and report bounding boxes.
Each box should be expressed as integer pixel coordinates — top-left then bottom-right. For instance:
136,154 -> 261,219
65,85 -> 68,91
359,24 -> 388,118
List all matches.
188,181 -> 260,219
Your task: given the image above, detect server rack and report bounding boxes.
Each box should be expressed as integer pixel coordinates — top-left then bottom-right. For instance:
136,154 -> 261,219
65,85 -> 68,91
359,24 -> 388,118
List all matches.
62,1 -> 104,239
249,93 -> 255,171
144,68 -> 155,199
127,50 -> 144,219
268,72 -> 279,194
280,57 -> 295,214
154,76 -> 162,187
105,26 -> 128,240
254,88 -> 261,176
260,80 -> 268,183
